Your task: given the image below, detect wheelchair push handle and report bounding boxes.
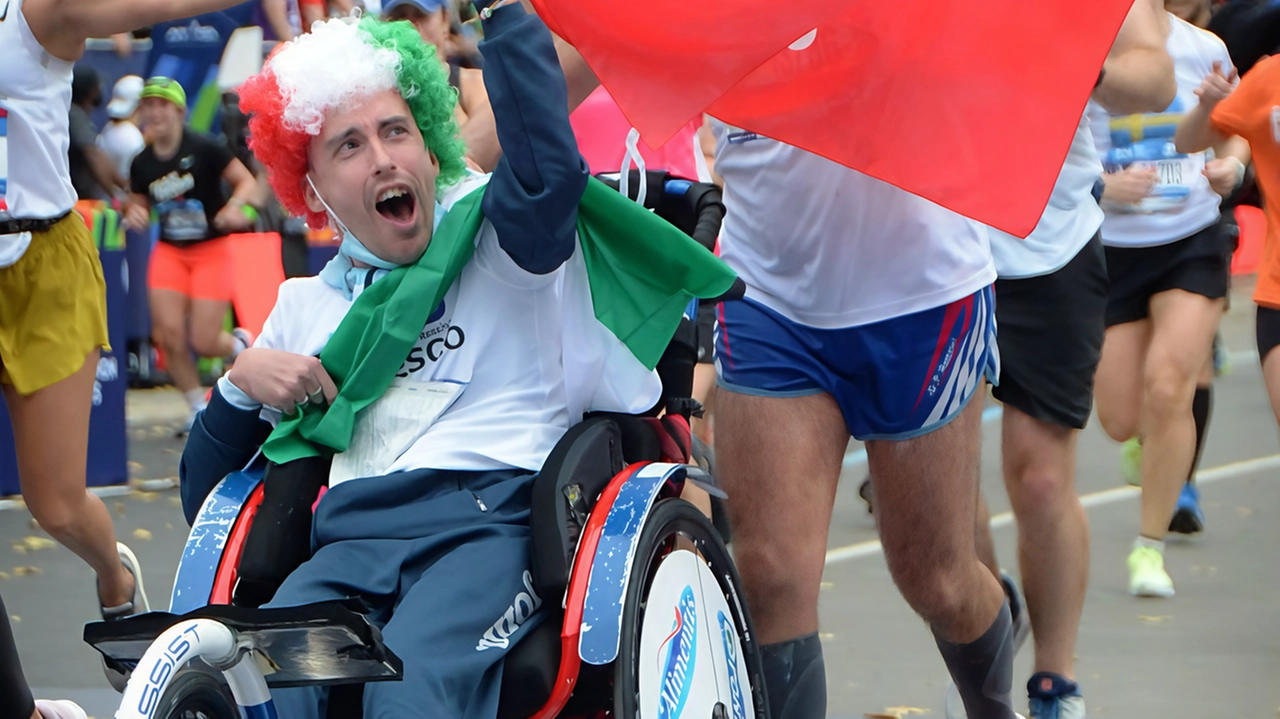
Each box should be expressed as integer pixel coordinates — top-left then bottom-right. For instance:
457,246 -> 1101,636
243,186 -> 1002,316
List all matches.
116,618 -> 276,719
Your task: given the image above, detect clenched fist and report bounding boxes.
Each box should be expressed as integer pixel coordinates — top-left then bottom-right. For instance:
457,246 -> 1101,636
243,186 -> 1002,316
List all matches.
226,348 -> 338,413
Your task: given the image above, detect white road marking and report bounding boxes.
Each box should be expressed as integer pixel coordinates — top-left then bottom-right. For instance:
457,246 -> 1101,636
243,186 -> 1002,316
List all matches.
825,452 -> 1280,565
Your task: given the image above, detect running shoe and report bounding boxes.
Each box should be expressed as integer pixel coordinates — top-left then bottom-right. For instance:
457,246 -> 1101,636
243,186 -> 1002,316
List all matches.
101,542 -> 151,690
34,700 -> 89,719
1213,333 -> 1231,377
858,475 -> 874,514
1127,544 -> 1175,598
944,572 -> 1030,718
1168,482 -> 1205,536
176,407 -> 199,438
1027,672 -> 1085,719
230,327 -> 256,361
1120,437 -> 1142,487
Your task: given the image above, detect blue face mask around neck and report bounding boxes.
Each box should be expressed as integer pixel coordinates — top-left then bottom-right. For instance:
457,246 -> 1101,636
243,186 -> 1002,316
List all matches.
310,175 -> 445,300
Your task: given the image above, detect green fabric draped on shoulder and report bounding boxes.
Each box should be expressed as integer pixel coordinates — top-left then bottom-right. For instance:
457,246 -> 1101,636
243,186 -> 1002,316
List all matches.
261,177 -> 736,464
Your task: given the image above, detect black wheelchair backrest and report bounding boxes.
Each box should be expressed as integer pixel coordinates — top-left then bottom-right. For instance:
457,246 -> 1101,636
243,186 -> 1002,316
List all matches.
528,417 -> 626,602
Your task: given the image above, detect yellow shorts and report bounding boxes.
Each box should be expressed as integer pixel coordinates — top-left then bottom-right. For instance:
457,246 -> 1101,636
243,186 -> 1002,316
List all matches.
0,214 -> 110,395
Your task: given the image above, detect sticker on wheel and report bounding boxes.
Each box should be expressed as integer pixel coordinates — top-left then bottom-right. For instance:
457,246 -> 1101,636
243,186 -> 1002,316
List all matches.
638,550 -> 721,718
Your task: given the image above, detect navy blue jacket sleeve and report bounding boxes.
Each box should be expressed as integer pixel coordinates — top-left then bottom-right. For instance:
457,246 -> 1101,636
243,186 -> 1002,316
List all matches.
476,3 -> 588,274
179,385 -> 273,526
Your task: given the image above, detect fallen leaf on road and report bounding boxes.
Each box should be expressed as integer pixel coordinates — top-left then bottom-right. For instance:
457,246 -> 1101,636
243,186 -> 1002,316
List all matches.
12,545 -> 26,555
819,632 -> 836,641
133,529 -> 153,541
1236,506 -> 1253,517
165,522 -> 174,530
886,708 -> 929,716
163,448 -> 180,455
10,615 -> 18,623
29,518 -> 41,530
0,571 -> 9,580
114,502 -> 127,517
127,461 -> 145,474
169,497 -> 183,507
13,566 -> 42,576
1137,615 -> 1173,623
820,582 -> 834,590
22,536 -> 55,551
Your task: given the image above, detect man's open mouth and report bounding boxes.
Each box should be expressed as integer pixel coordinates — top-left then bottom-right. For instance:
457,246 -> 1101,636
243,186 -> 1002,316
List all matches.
375,186 -> 417,224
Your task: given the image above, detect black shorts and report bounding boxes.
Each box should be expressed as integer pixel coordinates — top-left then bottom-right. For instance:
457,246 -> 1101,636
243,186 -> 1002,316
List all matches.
1257,305 -> 1280,363
1103,222 -> 1233,327
992,233 -> 1108,429
696,302 -> 715,365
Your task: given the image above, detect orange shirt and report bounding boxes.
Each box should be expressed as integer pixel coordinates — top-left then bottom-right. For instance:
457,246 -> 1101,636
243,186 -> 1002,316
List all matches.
1213,56 -> 1280,307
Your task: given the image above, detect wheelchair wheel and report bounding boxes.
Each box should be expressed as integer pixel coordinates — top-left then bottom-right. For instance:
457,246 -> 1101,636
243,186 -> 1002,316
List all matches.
614,498 -> 768,719
151,666 -> 239,719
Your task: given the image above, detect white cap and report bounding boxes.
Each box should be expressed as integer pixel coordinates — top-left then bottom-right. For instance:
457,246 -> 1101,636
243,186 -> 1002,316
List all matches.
106,75 -> 145,119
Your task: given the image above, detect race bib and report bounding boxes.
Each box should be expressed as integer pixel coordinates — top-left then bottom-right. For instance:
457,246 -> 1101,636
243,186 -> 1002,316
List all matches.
328,379 -> 467,486
0,99 -> 31,269
1127,157 -> 1197,213
0,102 -> 9,200
157,198 -> 209,241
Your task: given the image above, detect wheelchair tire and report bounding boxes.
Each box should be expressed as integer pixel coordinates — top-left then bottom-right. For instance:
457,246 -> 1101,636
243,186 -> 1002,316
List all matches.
614,498 -> 768,719
151,666 -> 240,719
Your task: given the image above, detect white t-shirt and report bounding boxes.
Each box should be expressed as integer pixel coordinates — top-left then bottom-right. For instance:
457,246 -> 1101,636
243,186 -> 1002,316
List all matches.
711,124 -> 994,329
251,178 -> 661,480
97,120 -> 146,181
0,0 -> 78,265
988,112 -> 1105,279
1088,16 -> 1231,248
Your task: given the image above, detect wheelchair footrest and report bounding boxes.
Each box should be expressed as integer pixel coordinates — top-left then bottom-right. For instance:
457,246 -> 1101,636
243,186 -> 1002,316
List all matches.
83,600 -> 403,688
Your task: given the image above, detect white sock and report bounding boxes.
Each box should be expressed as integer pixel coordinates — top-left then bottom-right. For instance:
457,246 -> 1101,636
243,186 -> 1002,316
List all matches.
185,388 -> 208,412
1135,536 -> 1165,553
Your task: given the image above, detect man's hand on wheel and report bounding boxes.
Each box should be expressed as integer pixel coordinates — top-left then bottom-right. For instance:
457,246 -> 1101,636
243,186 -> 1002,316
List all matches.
227,349 -> 338,412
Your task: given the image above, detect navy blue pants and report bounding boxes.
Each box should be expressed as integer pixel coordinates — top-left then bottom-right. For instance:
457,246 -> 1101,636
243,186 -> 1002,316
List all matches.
264,468 -> 544,719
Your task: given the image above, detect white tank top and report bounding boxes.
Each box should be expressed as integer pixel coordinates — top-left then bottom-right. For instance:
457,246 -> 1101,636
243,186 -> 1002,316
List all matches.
0,0 -> 78,227
1088,16 -> 1232,248
712,123 -> 994,329
987,112 -> 1105,279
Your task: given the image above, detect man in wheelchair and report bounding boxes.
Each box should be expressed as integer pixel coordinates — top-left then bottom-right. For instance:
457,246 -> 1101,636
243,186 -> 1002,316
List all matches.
175,5 -> 734,718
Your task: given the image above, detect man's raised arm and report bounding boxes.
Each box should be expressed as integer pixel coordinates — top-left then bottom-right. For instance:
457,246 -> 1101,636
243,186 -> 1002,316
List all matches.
473,0 -> 589,275
1093,0 -> 1177,115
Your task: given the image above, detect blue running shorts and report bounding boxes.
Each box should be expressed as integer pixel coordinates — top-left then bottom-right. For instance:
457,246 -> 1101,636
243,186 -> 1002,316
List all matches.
714,286 -> 999,441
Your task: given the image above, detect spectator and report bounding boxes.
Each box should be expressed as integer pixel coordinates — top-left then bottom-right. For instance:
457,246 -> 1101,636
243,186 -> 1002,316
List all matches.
382,0 -> 491,131
299,0 -> 353,29
123,77 -> 258,433
260,0 -> 303,40
96,75 -> 146,185
68,66 -> 123,200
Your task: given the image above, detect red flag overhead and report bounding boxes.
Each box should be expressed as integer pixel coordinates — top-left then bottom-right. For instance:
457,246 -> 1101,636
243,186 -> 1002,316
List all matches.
531,0 -> 1133,238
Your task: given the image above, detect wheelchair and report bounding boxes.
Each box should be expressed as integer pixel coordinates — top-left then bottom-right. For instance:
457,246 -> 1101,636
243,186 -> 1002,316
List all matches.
85,172 -> 768,719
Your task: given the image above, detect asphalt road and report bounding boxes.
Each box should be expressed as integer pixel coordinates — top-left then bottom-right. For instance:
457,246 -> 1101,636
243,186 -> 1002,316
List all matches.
2,283 -> 1277,718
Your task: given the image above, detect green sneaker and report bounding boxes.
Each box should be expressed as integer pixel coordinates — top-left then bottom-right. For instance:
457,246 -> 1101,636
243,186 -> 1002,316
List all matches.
1121,437 -> 1142,487
1128,544 -> 1175,598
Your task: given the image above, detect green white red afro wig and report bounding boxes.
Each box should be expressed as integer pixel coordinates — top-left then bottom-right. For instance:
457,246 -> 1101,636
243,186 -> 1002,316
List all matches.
238,16 -> 465,229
